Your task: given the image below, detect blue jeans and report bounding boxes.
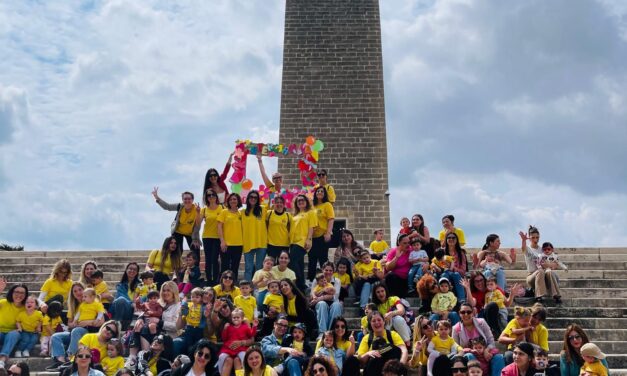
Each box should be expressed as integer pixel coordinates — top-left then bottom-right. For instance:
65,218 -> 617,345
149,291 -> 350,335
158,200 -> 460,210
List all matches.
51,327 -> 88,358
429,312 -> 460,326
110,297 -> 134,322
408,264 -> 424,290
359,281 -> 373,309
286,357 -> 303,376
17,331 -> 39,351
173,326 -> 204,357
244,248 -> 267,282
0,330 -> 20,357
483,267 -> 506,290
256,289 -> 268,313
442,271 -> 466,301
466,352 -> 505,376
315,301 -> 343,332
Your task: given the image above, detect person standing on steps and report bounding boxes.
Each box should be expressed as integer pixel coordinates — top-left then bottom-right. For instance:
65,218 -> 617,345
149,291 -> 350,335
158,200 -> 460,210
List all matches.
152,188 -> 202,263
202,152 -> 234,205
217,193 -> 244,282
313,169 -> 336,204
257,155 -> 284,206
309,187 -> 334,284
197,188 -> 224,287
288,195 -> 316,292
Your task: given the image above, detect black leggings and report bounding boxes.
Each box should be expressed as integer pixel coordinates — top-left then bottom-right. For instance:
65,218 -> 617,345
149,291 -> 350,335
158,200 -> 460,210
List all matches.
308,236 -> 329,281
202,238 -> 221,286
173,232 -> 200,265
220,245 -> 243,282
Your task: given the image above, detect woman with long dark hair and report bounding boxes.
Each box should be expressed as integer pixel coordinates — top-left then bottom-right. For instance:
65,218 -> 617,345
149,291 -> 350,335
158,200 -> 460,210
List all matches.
408,214 -> 434,259
288,195 -> 316,292
304,355 -> 337,376
242,190 -> 268,282
383,234 -> 412,298
560,324 -> 609,376
146,237 -> 182,289
370,282 -> 411,347
109,263 -> 140,330
266,196 -> 292,260
279,279 -> 318,340
439,215 -> 466,247
441,232 -> 468,301
202,153 -> 233,205
172,339 -> 218,376
475,234 -> 515,290
0,280 -> 28,369
333,229 -> 365,265
197,188 -> 224,286
309,186 -> 335,283
218,193 -> 244,281
239,346 -> 277,376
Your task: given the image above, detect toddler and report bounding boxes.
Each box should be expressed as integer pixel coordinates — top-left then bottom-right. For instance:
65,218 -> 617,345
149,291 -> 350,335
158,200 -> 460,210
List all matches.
399,217 -> 412,235
534,348 -> 559,376
310,273 -> 334,307
333,259 -> 352,302
537,242 -> 568,272
178,288 -> 207,351
369,229 -> 390,259
40,300 -> 63,356
135,290 -> 163,334
262,280 -> 284,317
73,288 -> 106,333
480,252 -> 503,281
484,277 -> 508,329
499,307 -> 532,350
358,303 -> 377,346
353,251 -> 383,311
426,320 -> 461,376
282,323 -> 313,370
580,343 -> 608,376
218,308 -> 257,376
315,331 -> 343,374
177,251 -> 202,298
467,360 -> 483,376
252,256 -> 274,308
430,248 -> 453,277
91,270 -> 113,309
234,280 -> 257,322
429,278 -> 459,325
468,337 -> 499,376
136,271 -> 157,301
102,340 -> 125,376
15,295 -> 43,357
407,239 -> 429,295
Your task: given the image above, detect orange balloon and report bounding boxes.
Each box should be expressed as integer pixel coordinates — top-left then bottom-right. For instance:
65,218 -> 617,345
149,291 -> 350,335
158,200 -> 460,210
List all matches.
306,136 -> 315,145
242,179 -> 253,190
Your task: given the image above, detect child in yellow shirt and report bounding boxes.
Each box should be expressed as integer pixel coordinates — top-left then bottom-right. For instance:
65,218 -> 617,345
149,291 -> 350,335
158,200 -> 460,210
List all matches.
136,271 -> 158,301
354,251 -> 383,310
234,281 -> 257,322
580,343 -> 608,376
310,273 -> 334,305
101,341 -> 125,376
73,288 -> 106,332
485,277 -> 508,329
39,300 -> 63,356
263,280 -> 284,317
333,259 -> 352,302
427,321 -> 461,376
369,229 -> 389,259
15,296 -> 44,357
430,248 -> 453,277
91,270 -> 113,308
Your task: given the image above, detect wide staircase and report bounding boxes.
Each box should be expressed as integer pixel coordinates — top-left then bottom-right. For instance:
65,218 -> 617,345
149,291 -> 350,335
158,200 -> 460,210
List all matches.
1,247 -> 626,375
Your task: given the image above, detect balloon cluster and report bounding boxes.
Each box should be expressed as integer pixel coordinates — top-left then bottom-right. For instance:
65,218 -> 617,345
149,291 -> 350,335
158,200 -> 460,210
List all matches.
228,136 -> 325,202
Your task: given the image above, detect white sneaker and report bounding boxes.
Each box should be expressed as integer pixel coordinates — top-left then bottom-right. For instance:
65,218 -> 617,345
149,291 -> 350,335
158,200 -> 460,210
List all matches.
23,349 -> 30,357
0,360 -> 5,369
14,350 -> 22,358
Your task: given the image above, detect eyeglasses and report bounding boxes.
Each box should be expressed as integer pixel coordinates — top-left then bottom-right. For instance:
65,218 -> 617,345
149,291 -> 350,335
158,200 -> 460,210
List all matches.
223,275 -> 233,280
451,367 -> 468,373
196,351 -> 211,359
313,366 -> 327,374
76,354 -> 92,359
105,326 -> 118,337
459,310 -> 473,315
568,335 -> 582,341
276,322 -> 288,328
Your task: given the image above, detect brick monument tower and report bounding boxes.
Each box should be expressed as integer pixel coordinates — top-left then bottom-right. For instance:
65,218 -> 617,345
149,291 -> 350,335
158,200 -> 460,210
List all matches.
278,0 -> 390,243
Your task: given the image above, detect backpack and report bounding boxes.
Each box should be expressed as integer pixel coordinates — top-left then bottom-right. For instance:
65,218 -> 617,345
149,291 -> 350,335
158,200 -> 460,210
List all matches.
367,329 -> 395,350
266,210 -> 291,232
398,298 -> 416,326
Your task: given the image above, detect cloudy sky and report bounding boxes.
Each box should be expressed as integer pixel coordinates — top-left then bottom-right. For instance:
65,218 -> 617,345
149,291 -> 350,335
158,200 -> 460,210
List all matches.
1,0 -> 626,250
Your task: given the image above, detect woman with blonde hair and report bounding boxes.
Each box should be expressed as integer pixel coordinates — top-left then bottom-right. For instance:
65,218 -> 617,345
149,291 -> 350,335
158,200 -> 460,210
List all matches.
78,261 -> 98,287
39,259 -> 73,311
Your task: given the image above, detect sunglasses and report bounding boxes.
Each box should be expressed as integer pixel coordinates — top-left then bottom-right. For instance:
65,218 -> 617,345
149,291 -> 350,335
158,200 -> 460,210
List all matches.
209,174 -> 219,178
105,326 -> 118,337
459,310 -> 473,315
76,354 -> 92,359
568,335 -> 582,341
249,196 -> 259,200
317,173 -> 326,177
335,324 -> 345,329
223,275 -> 233,280
313,366 -> 327,374
196,351 -> 211,360
451,367 -> 468,373
422,324 -> 432,330
447,237 -> 456,240
207,193 -> 217,197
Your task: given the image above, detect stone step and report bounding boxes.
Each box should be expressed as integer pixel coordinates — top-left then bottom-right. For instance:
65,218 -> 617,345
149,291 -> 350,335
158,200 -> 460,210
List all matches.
547,340 -> 626,354
0,256 -> 151,265
0,264 -> 147,274
547,329 -> 627,341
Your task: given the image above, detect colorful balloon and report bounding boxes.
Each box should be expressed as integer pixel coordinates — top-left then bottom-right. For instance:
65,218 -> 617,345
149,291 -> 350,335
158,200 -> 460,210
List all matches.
242,179 -> 253,190
231,183 -> 242,194
313,139 -> 324,152
306,136 -> 316,145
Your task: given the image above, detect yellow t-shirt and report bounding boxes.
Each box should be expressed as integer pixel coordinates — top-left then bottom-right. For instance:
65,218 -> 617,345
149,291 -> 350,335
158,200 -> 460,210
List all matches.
234,295 -> 257,322
267,210 -> 292,247
377,296 -> 401,315
201,206 -> 223,239
485,289 -> 505,309
293,340 -> 304,352
354,260 -> 382,278
431,335 -> 461,355
252,269 -> 274,292
102,356 -> 125,376
528,323 -> 549,351
136,283 -> 157,299
241,206 -> 268,253
213,285 -> 241,301
217,209 -> 243,246
271,266 -> 296,281
313,202 -> 335,238
78,333 -> 108,362
40,278 -> 73,304
369,240 -> 389,254
334,272 -> 350,287
287,296 -> 297,318
501,319 -> 524,349
183,302 -> 203,327
290,210 -> 317,249
438,228 -> 466,246
431,255 -> 454,270
235,365 -> 275,376
147,249 -> 174,275
263,293 -> 284,312
94,281 -> 111,304
361,316 -> 368,331
314,183 -> 336,203
357,331 -> 404,355
581,361 -> 609,376
177,207 -> 197,236
76,300 -> 106,321
313,282 -> 333,296
315,338 -> 351,353
16,310 -> 44,332
42,315 -> 63,336
431,292 -> 457,312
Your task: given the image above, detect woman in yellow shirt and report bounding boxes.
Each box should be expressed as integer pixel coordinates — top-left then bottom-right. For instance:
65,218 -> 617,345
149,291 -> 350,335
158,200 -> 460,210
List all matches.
39,259 -> 73,310
78,261 -> 98,287
0,280 -> 28,368
279,279 -> 317,339
218,193 -> 244,282
241,190 -> 268,282
289,194 -> 316,292
213,271 -> 241,301
309,187 -> 335,283
197,188 -> 223,286
146,236 -> 182,288
266,196 -> 292,260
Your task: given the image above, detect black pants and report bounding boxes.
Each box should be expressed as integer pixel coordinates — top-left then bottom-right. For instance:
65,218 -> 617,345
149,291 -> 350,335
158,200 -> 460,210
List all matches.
289,244 -> 307,292
308,236 -> 329,281
203,238 -> 221,286
221,245 -> 243,282
267,244 -> 289,261
153,271 -> 170,290
384,273 -> 409,298
173,232 -> 200,265
362,346 -> 402,376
